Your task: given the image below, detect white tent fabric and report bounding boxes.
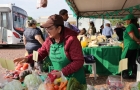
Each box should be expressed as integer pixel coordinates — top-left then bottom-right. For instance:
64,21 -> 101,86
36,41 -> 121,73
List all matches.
66,0 -> 140,18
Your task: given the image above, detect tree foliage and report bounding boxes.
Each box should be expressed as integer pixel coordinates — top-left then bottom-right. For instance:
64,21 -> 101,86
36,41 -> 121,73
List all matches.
28,16 -> 33,20
107,19 -> 125,26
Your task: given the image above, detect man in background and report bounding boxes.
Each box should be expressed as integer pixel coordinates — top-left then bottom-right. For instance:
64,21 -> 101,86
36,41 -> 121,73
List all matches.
59,9 -> 80,33
102,23 -> 113,38
59,9 -> 72,29
114,23 -> 124,41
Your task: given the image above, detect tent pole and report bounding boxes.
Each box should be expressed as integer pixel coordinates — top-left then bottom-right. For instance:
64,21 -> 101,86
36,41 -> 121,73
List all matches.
76,16 -> 79,28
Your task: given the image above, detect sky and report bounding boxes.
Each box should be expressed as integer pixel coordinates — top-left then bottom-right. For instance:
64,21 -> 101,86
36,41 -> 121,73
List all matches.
0,0 -> 73,19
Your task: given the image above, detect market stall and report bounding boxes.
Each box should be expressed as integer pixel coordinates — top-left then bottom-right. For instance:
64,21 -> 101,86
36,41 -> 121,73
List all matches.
83,46 -> 122,75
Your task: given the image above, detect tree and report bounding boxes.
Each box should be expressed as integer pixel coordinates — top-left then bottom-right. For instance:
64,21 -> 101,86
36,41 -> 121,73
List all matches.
107,19 -> 125,26
28,16 -> 33,20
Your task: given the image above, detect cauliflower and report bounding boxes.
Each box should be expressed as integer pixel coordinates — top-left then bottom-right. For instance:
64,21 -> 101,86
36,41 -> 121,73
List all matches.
24,74 -> 42,88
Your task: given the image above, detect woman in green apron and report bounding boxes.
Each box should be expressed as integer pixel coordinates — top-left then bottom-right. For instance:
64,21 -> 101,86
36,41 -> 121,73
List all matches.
121,14 -> 140,79
14,14 -> 86,84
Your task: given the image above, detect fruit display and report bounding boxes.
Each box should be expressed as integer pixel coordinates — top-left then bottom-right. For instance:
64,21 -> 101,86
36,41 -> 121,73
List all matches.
4,63 -> 30,81
77,34 -> 108,48
106,75 -> 125,90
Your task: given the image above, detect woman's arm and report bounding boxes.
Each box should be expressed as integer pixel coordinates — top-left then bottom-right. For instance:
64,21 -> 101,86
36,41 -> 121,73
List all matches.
23,35 -> 26,45
27,38 -> 50,64
129,32 -> 140,43
35,35 -> 44,45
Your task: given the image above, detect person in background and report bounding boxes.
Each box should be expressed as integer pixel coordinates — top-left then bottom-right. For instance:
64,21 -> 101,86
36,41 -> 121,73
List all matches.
120,23 -> 126,31
59,9 -> 80,33
87,21 -> 96,35
102,23 -> 113,38
100,25 -> 104,34
14,14 -> 86,84
79,28 -> 87,36
114,23 -> 124,41
36,27 -> 45,41
59,9 -> 72,29
23,19 -> 44,55
121,14 -> 140,79
23,19 -> 45,68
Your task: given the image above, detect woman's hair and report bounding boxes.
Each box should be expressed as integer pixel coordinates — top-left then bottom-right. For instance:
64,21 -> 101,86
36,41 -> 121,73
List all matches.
130,18 -> 139,28
82,28 -> 86,33
90,21 -> 95,27
54,25 -> 64,34
100,25 -> 104,28
27,19 -> 37,27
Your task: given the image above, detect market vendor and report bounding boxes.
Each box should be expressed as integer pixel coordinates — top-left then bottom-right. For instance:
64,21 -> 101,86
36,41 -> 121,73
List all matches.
121,14 -> 140,79
14,14 -> 86,84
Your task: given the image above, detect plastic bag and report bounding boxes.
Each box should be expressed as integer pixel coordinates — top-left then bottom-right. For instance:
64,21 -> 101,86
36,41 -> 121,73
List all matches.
38,83 -> 46,90
87,84 -> 95,90
45,70 -> 67,84
106,75 -> 125,90
37,0 -> 47,9
0,65 -> 10,89
3,80 -> 24,90
24,73 -> 43,90
129,81 -> 140,90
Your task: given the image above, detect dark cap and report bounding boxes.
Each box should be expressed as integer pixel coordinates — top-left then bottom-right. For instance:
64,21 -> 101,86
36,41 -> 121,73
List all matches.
41,14 -> 64,28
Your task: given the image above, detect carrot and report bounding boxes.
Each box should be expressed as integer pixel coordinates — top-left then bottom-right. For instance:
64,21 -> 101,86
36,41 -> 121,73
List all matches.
22,63 -> 28,70
59,81 -> 68,90
46,83 -> 55,90
62,87 -> 66,90
54,85 -> 59,90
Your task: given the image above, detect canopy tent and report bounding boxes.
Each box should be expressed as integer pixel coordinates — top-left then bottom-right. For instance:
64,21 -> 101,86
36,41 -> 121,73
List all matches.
65,0 -> 140,19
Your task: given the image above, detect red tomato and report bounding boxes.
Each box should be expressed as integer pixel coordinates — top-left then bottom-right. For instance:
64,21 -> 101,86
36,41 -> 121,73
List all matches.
22,63 -> 28,70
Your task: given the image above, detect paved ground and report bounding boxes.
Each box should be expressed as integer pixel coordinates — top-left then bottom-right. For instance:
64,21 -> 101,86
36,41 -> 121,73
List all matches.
0,45 -> 136,89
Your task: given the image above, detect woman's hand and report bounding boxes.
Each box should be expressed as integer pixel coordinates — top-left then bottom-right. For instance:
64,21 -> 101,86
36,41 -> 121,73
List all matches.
51,71 -> 61,78
14,57 -> 28,66
137,41 -> 140,44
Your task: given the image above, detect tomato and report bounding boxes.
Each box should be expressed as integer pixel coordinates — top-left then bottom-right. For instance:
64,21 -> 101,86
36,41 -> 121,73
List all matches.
22,63 -> 28,70
54,85 -> 59,90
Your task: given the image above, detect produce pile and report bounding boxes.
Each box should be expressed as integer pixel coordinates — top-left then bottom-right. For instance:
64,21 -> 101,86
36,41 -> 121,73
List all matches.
4,63 -> 31,82
77,34 -> 122,48
38,70 -> 87,90
0,65 -> 88,90
106,75 -> 125,90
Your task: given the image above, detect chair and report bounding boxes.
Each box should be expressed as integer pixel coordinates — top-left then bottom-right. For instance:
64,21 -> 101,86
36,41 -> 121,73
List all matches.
84,55 -> 97,80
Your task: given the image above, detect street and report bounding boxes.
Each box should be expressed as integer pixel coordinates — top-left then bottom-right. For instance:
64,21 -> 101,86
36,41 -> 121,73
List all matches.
0,45 -> 25,60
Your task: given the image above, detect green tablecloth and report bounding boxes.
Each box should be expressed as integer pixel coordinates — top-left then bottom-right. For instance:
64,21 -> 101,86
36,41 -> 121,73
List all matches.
83,46 -> 122,75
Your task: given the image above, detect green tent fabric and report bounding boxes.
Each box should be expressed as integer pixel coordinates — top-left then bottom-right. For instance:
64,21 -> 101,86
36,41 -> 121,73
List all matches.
65,0 -> 140,19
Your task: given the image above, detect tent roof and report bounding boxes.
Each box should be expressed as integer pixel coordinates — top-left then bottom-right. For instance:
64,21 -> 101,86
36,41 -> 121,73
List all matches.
66,0 -> 140,18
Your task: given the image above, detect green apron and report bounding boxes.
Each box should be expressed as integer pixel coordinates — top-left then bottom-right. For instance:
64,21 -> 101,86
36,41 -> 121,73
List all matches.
49,42 -> 86,84
121,24 -> 139,74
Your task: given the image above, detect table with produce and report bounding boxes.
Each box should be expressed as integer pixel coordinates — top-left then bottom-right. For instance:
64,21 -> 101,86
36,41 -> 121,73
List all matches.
0,63 -> 87,90
78,34 -> 123,75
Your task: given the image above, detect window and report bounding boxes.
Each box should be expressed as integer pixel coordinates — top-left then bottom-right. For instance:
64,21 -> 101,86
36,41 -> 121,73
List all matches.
1,13 -> 7,28
13,12 -> 26,32
0,12 -> 11,30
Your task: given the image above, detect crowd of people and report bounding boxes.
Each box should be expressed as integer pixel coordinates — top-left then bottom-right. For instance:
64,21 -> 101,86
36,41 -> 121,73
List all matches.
14,8 -> 140,83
